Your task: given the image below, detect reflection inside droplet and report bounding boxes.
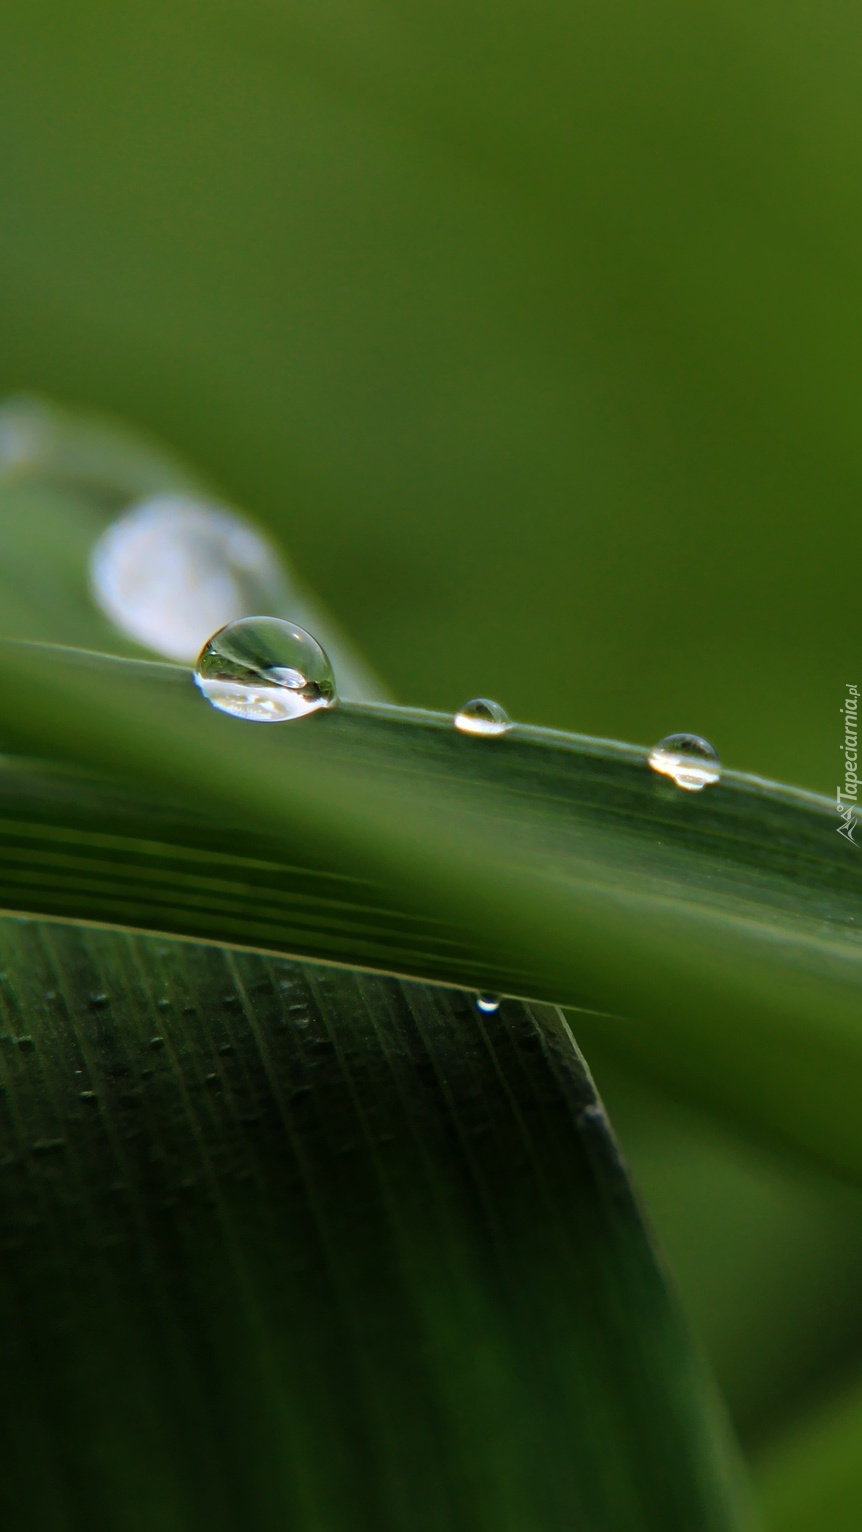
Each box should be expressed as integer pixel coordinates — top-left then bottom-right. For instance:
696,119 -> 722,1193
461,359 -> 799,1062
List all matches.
647,733 -> 721,792
454,698 -> 511,738
90,495 -> 287,663
195,616 -> 337,722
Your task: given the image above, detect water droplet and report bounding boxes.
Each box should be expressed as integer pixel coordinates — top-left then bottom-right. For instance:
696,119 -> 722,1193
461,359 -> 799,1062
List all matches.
195,617 -> 337,722
90,496 -> 287,663
648,733 -> 721,792
454,699 -> 511,738
474,993 -> 501,1014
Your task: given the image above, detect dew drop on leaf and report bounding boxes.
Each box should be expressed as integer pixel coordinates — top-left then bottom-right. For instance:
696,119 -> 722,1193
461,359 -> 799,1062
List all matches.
454,698 -> 511,738
474,993 -> 501,1014
195,617 -> 337,723
90,496 -> 287,663
647,733 -> 721,792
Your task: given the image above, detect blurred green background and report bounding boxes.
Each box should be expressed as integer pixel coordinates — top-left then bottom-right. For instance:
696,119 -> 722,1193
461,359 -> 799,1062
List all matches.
1,0 -> 861,1511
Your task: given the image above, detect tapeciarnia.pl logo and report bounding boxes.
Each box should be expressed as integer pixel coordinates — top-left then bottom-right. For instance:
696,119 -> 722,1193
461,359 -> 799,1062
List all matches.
837,684 -> 859,843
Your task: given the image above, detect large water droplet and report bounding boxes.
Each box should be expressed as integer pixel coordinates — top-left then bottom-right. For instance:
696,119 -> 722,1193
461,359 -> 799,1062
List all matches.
454,698 -> 511,738
195,617 -> 337,722
648,733 -> 721,792
90,496 -> 287,663
474,993 -> 501,1014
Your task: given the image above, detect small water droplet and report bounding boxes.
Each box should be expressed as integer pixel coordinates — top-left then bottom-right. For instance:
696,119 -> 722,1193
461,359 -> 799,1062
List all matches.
14,1036 -> 36,1052
79,1090 -> 97,1103
647,733 -> 721,792
31,1138 -> 66,1155
90,496 -> 287,663
195,617 -> 337,722
148,1036 -> 165,1051
474,993 -> 501,1014
454,699 -> 511,738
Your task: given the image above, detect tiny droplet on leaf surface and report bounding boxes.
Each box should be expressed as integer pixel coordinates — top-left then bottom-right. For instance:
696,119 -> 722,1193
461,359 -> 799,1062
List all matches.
474,993 -> 502,1014
648,734 -> 721,792
454,699 -> 511,738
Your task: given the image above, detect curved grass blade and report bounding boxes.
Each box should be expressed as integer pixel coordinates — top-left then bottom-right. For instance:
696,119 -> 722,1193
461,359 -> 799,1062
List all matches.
0,641 -> 859,1183
0,917 -> 749,1531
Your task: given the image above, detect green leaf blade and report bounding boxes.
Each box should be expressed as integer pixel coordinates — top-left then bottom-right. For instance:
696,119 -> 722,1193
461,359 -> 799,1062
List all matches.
0,919 -> 749,1531
0,640 -> 859,1183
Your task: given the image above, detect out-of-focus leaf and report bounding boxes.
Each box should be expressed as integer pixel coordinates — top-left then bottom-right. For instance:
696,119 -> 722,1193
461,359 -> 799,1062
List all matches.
600,1077 -> 862,1447
756,1377 -> 862,1532
0,917 -> 748,1531
0,400 -> 386,698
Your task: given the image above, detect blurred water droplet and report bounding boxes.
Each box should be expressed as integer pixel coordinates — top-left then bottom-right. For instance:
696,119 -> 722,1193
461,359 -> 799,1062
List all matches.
648,733 -> 721,792
454,699 -> 511,738
474,993 -> 501,1014
90,496 -> 287,663
195,617 -> 337,722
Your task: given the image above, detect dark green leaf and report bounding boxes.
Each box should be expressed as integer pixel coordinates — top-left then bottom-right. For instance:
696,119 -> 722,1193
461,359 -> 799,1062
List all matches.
0,918 -> 747,1530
